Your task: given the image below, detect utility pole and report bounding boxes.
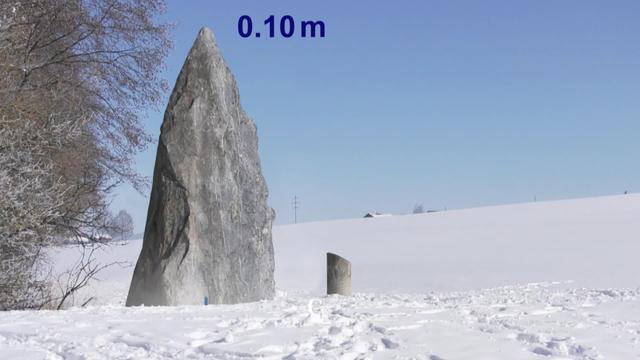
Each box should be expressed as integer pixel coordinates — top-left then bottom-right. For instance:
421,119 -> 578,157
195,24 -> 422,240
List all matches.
292,195 -> 299,224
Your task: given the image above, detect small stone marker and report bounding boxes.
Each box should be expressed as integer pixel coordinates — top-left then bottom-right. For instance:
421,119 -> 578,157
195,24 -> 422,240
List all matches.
327,252 -> 352,296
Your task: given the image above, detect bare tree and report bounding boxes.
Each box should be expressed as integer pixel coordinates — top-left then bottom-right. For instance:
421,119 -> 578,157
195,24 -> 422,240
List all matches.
53,246 -> 127,309
110,209 -> 133,240
413,203 -> 425,214
1,0 -> 171,193
0,0 -> 171,310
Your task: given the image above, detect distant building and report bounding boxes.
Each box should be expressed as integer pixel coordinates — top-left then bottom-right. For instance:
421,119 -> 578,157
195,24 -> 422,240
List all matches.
363,212 -> 392,218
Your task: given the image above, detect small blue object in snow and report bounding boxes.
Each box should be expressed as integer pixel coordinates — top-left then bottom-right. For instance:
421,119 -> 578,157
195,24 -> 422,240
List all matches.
204,296 -> 208,306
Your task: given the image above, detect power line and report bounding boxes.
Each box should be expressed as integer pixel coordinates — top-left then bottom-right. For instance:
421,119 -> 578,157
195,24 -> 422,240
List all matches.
292,195 -> 299,224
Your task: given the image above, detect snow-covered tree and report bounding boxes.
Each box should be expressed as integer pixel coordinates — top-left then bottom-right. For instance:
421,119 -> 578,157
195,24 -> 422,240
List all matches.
0,0 -> 171,310
0,120 -> 66,309
110,210 -> 134,240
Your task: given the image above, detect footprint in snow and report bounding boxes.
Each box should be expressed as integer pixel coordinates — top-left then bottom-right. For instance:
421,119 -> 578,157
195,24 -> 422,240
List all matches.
186,329 -> 210,340
116,334 -> 151,351
381,337 -> 399,349
515,331 -> 599,359
301,299 -> 323,325
187,329 -> 233,347
419,309 -> 447,315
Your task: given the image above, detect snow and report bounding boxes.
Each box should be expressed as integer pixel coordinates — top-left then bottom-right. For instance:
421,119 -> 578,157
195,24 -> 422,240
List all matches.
275,194 -> 640,293
1,285 -> 639,359
1,194 -> 640,359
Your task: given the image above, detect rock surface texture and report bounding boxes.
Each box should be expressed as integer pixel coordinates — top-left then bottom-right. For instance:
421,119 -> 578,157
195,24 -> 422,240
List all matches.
126,27 -> 275,306
327,253 -> 352,296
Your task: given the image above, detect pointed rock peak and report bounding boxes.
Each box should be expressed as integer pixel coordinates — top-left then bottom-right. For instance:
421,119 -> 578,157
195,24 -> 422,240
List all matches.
196,26 -> 217,46
183,26 -> 226,67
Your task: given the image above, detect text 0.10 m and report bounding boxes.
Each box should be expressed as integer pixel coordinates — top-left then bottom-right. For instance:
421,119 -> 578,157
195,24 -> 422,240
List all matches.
238,15 -> 326,38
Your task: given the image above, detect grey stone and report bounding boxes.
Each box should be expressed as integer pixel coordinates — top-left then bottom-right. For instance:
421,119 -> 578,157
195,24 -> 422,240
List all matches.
126,27 -> 275,306
327,253 -> 351,296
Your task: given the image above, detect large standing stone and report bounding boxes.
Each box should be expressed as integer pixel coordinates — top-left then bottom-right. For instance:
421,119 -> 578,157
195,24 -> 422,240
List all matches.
126,27 -> 275,306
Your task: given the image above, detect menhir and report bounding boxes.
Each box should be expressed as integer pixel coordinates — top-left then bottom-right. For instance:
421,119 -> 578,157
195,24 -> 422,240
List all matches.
126,27 -> 275,306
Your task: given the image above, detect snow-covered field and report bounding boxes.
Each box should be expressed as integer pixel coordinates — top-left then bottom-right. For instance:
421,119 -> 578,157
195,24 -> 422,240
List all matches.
2,284 -> 640,359
1,194 -> 640,359
274,194 -> 640,293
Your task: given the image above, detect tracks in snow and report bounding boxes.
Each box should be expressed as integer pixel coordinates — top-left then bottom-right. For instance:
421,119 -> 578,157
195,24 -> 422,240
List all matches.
0,283 -> 639,359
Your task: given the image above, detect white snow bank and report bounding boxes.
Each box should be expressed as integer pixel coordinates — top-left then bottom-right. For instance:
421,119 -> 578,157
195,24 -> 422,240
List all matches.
1,284 -> 638,359
274,194 -> 640,293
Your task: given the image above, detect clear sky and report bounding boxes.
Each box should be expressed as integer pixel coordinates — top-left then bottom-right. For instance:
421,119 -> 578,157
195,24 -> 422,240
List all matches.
111,0 -> 640,232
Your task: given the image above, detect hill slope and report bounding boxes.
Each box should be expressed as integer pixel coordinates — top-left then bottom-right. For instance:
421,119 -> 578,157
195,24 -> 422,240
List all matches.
50,194 -> 640,304
5,194 -> 636,359
274,194 -> 640,293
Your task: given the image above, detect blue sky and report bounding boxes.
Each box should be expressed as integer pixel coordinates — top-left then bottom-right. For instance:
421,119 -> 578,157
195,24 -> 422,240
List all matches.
111,0 -> 640,232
